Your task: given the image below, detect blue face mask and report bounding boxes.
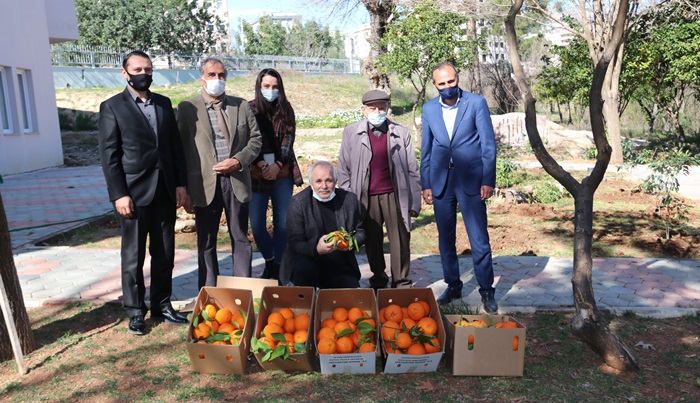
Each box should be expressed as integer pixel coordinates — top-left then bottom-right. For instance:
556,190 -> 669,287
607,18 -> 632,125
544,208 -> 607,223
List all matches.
438,84 -> 459,101
312,189 -> 336,202
367,112 -> 387,127
261,89 -> 279,102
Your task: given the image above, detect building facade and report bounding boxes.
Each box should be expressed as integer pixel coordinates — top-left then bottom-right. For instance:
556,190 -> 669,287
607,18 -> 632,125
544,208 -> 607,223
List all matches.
0,0 -> 79,175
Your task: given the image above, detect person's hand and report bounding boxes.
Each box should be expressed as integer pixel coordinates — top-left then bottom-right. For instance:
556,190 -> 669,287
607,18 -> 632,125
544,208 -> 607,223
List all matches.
212,158 -> 241,174
262,162 -> 280,181
256,160 -> 268,169
183,194 -> 195,214
410,209 -> 419,218
422,189 -> 433,205
316,234 -> 337,255
175,186 -> 187,208
114,195 -> 134,219
481,185 -> 494,201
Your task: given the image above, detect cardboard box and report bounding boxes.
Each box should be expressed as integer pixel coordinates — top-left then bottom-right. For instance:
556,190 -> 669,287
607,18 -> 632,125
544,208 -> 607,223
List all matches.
315,288 -> 379,374
253,286 -> 317,372
443,314 -> 526,376
186,287 -> 254,374
217,276 -> 278,317
377,288 -> 445,374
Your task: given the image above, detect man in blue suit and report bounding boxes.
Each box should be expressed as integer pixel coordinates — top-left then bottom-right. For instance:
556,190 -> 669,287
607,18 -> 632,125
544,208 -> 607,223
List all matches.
420,62 -> 498,313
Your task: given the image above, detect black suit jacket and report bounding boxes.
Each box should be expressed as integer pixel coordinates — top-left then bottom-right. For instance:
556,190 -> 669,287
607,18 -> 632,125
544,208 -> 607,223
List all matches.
98,87 -> 186,206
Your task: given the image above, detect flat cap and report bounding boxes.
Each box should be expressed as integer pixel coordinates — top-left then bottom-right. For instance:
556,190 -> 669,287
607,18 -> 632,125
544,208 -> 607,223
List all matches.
362,89 -> 390,105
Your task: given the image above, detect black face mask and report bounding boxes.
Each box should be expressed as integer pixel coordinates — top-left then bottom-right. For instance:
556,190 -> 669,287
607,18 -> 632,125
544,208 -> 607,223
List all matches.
127,73 -> 153,91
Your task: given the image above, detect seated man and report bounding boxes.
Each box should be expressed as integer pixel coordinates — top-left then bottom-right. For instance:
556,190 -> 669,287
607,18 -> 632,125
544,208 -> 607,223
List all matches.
279,160 -> 366,289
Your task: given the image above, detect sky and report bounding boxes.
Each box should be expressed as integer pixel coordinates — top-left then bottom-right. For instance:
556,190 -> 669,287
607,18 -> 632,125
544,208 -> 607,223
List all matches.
227,0 -> 369,34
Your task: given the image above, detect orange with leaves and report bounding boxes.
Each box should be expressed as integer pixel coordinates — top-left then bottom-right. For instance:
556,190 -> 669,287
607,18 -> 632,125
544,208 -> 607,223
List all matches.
417,317 -> 438,336
381,320 -> 401,342
394,332 -> 413,350
263,323 -> 284,340
424,338 -> 441,353
203,304 -> 217,320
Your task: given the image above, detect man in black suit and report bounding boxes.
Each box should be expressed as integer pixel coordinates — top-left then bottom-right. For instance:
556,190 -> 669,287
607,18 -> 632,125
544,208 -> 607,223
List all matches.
98,50 -> 188,335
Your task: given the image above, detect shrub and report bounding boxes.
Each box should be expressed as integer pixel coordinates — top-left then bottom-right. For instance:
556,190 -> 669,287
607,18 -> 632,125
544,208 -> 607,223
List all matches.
531,181 -> 566,204
74,112 -> 97,131
496,158 -> 521,188
297,109 -> 364,129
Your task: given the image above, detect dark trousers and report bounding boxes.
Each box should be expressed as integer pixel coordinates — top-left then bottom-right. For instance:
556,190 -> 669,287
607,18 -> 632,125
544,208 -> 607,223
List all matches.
365,192 -> 412,288
291,254 -> 360,289
117,175 -> 175,318
195,174 -> 251,289
432,170 -> 495,294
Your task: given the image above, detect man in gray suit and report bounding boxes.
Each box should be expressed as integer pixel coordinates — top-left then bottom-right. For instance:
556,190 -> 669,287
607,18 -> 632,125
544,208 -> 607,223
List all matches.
177,56 -> 262,289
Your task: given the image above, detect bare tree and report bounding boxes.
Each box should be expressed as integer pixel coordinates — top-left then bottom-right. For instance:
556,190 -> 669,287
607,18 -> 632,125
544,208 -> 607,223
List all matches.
0,193 -> 35,362
505,0 -> 639,371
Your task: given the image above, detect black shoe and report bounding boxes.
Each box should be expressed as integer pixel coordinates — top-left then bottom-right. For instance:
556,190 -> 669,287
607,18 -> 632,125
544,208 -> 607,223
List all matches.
152,308 -> 188,325
261,259 -> 274,279
128,315 -> 146,335
481,293 -> 499,314
271,262 -> 280,280
437,287 -> 462,305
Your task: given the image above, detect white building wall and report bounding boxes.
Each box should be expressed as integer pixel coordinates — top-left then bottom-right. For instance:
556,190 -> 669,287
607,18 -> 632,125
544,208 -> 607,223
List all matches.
0,0 -> 78,175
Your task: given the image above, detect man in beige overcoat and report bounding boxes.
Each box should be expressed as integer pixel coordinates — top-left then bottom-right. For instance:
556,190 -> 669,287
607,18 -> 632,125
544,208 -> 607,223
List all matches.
337,90 -> 421,290
177,56 -> 261,289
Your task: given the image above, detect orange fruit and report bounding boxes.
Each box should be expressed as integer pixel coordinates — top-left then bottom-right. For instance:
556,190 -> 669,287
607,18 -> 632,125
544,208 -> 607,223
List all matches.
196,340 -> 207,344
424,338 -> 441,353
230,310 -> 245,329
263,323 -> 284,340
267,312 -> 286,327
348,307 -> 365,323
317,327 -> 337,341
321,317 -> 338,329
211,340 -> 227,345
358,317 -> 377,331
259,336 -> 277,349
385,343 -> 397,354
400,318 -> 416,330
218,322 -> 235,335
332,307 -> 349,322
513,336 -> 520,351
407,343 -> 427,355
193,322 -> 211,339
384,304 -> 403,323
381,320 -> 401,341
334,320 -> 352,335
317,337 -> 337,354
378,307 -> 387,324
402,307 -> 410,320
203,304 -> 217,320
394,332 -> 413,350
293,329 -> 308,344
294,313 -> 310,332
497,321 -> 519,329
206,320 -> 219,333
336,336 -> 355,354
278,341 -> 295,353
283,332 -> 294,344
215,308 -> 233,325
468,334 -> 475,350
278,307 -> 295,320
417,300 -> 431,316
470,319 -> 487,328
283,317 -> 296,333
358,342 -> 376,353
406,302 -> 427,321
417,317 -> 438,335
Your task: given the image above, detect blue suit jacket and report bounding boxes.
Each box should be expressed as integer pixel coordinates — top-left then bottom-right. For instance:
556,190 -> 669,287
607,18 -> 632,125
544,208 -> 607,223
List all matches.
420,89 -> 496,198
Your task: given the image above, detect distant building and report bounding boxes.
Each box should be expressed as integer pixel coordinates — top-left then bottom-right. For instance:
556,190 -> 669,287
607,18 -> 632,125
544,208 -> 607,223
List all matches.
544,24 -> 575,47
0,0 -> 79,175
344,24 -> 371,60
200,0 -> 231,54
255,12 -> 302,30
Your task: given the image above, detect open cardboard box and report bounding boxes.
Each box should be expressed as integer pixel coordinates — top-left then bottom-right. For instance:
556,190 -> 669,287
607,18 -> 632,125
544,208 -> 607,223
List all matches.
314,288 -> 379,374
216,276 -> 278,318
253,286 -> 317,372
443,314 -> 526,376
186,287 -> 254,374
376,288 -> 445,373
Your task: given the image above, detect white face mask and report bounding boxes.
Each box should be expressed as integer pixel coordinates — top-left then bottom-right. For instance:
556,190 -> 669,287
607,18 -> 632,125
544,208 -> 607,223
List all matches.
203,79 -> 226,96
367,112 -> 387,127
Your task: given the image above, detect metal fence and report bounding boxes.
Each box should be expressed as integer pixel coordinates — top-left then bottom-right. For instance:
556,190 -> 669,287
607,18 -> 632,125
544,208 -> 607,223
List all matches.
50,45 -> 362,75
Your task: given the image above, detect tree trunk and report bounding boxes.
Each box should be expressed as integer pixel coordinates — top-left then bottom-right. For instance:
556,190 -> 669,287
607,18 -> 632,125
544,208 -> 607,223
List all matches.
362,0 -> 394,93
602,43 -> 625,164
505,0 -> 639,372
0,193 -> 36,362
557,101 -> 563,123
667,107 -> 686,147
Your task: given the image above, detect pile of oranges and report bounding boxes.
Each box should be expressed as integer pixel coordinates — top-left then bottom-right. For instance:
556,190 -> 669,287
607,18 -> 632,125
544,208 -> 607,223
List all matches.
454,317 -> 519,328
379,300 -> 441,355
316,306 -> 377,355
191,303 -> 247,345
253,307 -> 311,357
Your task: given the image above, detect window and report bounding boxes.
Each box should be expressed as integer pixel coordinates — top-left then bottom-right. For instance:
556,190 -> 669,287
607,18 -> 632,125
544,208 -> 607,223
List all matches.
17,70 -> 34,132
0,68 -> 11,133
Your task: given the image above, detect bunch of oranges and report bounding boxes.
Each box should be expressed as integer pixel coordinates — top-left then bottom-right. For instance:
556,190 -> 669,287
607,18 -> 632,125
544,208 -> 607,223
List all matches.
454,317 -> 519,328
191,303 -> 247,345
252,307 -> 311,359
379,300 -> 441,355
316,306 -> 377,355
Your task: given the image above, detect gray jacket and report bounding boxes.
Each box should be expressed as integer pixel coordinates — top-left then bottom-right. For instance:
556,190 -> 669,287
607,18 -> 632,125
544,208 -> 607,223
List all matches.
337,119 -> 421,231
